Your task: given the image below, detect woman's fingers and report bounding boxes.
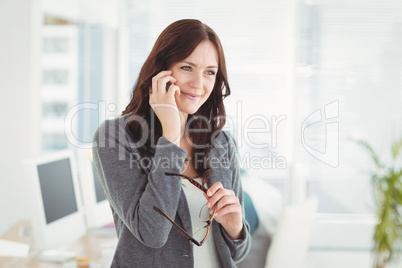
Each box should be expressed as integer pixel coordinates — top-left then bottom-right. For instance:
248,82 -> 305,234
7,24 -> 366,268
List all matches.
203,181 -> 243,240
167,83 -> 181,97
206,182 -> 234,206
206,181 -> 224,197
210,195 -> 240,216
205,182 -> 238,215
149,70 -> 181,145
214,202 -> 241,217
150,70 -> 176,96
156,76 -> 176,95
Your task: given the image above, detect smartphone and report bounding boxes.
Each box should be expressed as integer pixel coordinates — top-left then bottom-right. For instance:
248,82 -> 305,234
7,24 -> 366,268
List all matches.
166,81 -> 172,92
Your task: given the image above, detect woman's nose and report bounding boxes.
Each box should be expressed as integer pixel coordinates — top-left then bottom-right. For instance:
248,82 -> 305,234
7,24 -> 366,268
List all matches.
189,72 -> 203,89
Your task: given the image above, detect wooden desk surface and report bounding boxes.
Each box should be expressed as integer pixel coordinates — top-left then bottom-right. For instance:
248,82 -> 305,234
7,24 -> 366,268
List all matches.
0,221 -> 117,268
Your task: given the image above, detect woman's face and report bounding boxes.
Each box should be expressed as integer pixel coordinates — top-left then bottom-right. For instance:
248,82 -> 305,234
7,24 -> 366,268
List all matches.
170,40 -> 218,115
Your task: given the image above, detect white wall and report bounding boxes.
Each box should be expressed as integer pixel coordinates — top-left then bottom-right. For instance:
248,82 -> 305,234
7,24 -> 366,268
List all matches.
0,0 -> 42,235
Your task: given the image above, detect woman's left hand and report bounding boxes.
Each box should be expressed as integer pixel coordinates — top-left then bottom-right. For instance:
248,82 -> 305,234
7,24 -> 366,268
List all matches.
204,182 -> 243,240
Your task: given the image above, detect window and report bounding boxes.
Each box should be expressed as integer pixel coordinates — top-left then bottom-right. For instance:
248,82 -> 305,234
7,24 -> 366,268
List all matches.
297,0 -> 402,248
43,69 -> 69,85
41,24 -> 78,152
42,133 -> 68,150
43,37 -> 69,53
42,102 -> 69,118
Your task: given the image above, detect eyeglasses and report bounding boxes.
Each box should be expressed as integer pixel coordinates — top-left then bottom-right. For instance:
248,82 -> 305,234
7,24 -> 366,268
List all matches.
153,172 -> 217,246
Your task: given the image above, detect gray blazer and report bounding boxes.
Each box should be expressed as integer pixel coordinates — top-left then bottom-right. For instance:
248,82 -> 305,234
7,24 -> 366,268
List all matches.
92,114 -> 251,267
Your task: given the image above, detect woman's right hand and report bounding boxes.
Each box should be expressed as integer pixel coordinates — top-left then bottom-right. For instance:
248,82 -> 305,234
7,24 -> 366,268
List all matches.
149,70 -> 182,145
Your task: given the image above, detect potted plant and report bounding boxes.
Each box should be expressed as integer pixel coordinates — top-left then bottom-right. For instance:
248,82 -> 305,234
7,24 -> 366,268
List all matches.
357,138 -> 402,268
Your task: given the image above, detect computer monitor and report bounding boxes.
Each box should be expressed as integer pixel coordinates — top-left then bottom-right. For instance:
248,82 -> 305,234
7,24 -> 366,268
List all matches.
76,148 -> 114,231
23,150 -> 86,261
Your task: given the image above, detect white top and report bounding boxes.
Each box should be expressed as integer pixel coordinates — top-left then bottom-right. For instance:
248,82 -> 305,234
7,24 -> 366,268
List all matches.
181,178 -> 222,268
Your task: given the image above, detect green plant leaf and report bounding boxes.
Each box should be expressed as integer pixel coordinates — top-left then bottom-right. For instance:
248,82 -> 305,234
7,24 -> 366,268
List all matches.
356,137 -> 402,266
392,138 -> 402,160
355,139 -> 384,169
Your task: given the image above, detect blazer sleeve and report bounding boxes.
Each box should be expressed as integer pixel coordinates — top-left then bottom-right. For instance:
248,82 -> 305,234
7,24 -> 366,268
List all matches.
92,118 -> 187,248
219,132 -> 251,263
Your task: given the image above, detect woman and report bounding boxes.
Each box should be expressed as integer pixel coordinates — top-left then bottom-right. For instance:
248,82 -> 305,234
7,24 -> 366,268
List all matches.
93,19 -> 251,267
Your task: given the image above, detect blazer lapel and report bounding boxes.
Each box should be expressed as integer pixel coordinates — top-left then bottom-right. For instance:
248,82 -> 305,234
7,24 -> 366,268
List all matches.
207,141 -> 231,189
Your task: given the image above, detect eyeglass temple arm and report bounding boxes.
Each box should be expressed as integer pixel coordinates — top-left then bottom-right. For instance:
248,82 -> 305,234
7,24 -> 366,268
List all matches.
152,206 -> 202,246
164,172 -> 208,193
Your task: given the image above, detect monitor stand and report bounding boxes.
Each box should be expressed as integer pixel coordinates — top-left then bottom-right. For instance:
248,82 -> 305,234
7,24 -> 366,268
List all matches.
19,224 -> 76,263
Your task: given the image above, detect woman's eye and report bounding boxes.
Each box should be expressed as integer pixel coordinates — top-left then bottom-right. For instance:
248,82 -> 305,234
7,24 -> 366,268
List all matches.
181,66 -> 191,71
206,70 -> 216,76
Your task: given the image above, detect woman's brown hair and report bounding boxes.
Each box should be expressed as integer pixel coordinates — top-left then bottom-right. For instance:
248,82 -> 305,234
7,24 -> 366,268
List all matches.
122,19 -> 230,179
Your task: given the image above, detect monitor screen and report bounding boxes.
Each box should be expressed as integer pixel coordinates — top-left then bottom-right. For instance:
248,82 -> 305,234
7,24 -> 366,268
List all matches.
23,150 -> 86,254
37,158 -> 78,224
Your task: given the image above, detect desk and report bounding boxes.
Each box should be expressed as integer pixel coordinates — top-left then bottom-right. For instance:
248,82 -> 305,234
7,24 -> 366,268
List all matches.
0,222 -> 117,268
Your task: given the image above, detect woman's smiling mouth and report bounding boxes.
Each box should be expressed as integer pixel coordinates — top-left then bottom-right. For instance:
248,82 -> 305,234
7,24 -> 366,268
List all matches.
181,91 -> 201,100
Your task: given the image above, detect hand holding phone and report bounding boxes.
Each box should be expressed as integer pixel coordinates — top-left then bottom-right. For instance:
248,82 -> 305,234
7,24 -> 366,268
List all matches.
149,70 -> 181,145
